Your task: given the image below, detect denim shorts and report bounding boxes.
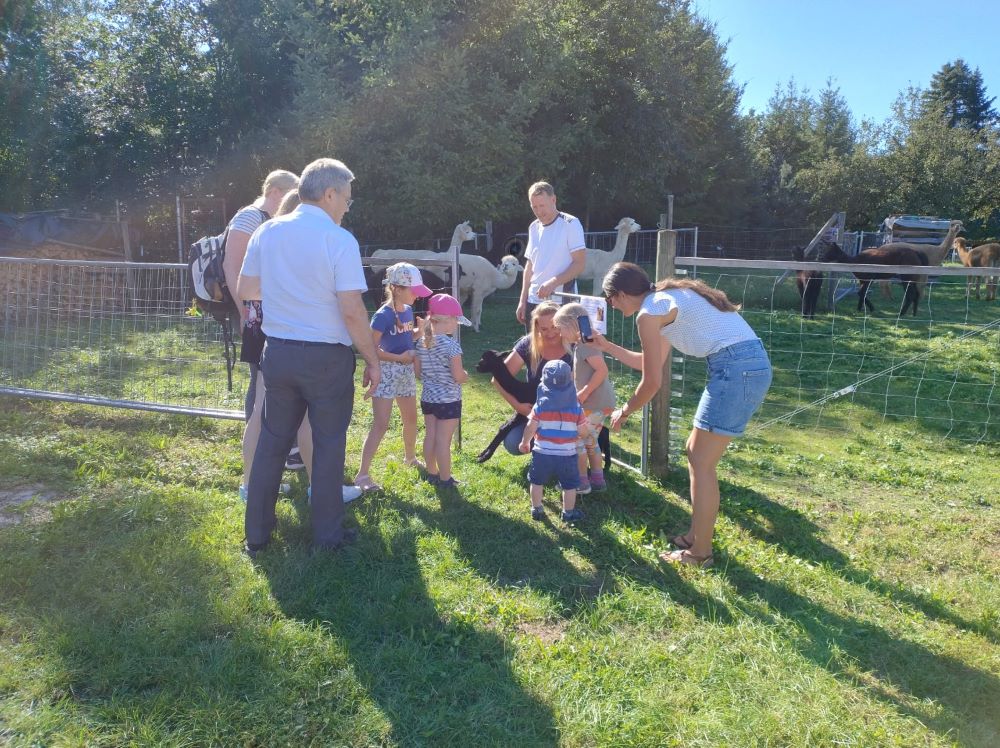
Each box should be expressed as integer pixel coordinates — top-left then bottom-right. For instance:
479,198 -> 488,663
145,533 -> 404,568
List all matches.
421,400 -> 462,420
528,451 -> 580,490
692,339 -> 772,438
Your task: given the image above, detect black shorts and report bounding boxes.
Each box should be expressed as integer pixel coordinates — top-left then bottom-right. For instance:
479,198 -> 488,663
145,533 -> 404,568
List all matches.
420,400 -> 462,420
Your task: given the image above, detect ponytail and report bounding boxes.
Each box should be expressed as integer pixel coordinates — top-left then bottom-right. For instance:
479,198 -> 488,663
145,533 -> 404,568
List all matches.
422,315 -> 435,349
603,261 -> 740,313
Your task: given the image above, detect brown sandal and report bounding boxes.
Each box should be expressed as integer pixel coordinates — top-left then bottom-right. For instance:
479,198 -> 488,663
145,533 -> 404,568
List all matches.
353,474 -> 382,492
659,549 -> 714,568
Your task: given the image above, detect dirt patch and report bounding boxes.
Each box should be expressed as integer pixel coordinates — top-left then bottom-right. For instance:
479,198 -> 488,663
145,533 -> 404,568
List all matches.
516,620 -> 568,645
0,484 -> 63,526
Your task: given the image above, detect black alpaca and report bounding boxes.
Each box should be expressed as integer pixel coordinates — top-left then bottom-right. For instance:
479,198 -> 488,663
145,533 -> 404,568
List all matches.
821,243 -> 929,317
475,349 -> 611,468
791,246 -> 823,318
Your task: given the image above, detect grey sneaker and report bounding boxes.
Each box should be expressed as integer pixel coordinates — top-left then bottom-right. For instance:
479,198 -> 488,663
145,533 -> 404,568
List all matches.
531,505 -> 546,521
561,508 -> 585,524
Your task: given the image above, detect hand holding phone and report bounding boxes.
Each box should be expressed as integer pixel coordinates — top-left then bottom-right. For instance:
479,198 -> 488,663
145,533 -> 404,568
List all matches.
577,314 -> 594,343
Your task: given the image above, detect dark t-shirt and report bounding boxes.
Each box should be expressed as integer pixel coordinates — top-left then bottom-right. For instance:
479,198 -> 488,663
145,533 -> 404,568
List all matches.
513,334 -> 573,388
371,304 -> 416,355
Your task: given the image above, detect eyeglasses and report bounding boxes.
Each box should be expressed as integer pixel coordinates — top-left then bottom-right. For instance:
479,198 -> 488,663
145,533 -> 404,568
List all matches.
345,198 -> 354,208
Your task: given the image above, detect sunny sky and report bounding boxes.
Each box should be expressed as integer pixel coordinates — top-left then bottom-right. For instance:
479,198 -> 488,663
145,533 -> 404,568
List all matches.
693,0 -> 1000,124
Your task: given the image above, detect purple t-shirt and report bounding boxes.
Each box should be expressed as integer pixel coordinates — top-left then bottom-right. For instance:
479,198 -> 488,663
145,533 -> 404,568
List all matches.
513,334 -> 573,388
371,304 -> 416,355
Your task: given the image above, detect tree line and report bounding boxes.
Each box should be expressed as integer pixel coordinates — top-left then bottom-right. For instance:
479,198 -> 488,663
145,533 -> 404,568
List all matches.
2,0 -> 998,250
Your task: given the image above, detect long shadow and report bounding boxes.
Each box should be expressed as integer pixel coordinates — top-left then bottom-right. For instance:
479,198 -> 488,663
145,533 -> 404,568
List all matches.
714,476 -> 1000,643
260,496 -> 560,746
722,555 -> 1000,745
0,485 -> 355,743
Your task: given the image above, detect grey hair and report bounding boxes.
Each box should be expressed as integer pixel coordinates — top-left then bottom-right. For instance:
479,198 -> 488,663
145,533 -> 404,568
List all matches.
528,181 -> 555,197
299,158 -> 355,202
261,169 -> 299,197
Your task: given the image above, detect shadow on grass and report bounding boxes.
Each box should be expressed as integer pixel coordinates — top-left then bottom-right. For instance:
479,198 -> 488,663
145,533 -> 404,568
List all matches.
722,555 -> 1000,745
717,477 -> 999,644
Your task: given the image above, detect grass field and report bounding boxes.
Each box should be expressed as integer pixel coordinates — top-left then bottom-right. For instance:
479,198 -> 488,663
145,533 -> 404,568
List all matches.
1,268 -> 999,745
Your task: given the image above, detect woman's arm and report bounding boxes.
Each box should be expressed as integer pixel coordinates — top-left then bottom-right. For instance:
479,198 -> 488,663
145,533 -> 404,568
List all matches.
610,312 -> 673,430
450,355 -> 469,384
593,332 -> 644,371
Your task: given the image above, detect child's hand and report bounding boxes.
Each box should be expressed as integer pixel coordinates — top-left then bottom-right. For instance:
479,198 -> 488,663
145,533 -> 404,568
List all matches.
413,316 -> 424,334
518,441 -> 530,454
402,349 -> 416,363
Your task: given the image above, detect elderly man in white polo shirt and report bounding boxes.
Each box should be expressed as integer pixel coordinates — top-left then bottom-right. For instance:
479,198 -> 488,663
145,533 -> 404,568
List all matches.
237,157 -> 379,556
515,181 -> 587,329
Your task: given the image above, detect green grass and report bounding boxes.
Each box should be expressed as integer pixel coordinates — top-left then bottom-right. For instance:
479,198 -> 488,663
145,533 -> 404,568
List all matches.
2,373 -> 998,745
1,270 -> 998,745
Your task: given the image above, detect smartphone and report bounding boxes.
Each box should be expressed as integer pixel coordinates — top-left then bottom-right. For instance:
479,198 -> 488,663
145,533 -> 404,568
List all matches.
577,314 -> 594,342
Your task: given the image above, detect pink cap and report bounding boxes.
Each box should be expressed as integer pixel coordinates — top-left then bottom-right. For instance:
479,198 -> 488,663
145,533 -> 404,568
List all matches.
428,293 -> 472,326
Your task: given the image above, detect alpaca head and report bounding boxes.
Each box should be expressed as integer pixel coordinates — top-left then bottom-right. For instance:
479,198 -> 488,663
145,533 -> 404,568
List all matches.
791,246 -> 805,262
457,221 -> 476,243
616,217 -> 641,234
820,242 -> 845,262
475,349 -> 508,374
498,255 -> 524,277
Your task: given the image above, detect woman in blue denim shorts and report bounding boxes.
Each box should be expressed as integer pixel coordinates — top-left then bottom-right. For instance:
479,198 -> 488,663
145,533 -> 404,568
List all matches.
594,262 -> 772,568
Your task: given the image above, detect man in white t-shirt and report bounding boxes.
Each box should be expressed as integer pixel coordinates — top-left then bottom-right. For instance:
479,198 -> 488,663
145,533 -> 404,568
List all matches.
237,157 -> 379,556
516,181 -> 587,329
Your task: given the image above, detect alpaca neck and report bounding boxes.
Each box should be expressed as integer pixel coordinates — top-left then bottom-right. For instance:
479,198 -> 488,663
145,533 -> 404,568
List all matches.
924,224 -> 961,264
611,227 -> 630,262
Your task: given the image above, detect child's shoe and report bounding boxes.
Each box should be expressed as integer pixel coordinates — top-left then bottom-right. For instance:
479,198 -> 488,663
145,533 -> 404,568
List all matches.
561,508 -> 585,523
436,477 -> 461,489
531,505 -> 546,521
239,483 -> 290,502
576,477 -> 592,495
589,471 -> 607,492
427,474 -> 440,485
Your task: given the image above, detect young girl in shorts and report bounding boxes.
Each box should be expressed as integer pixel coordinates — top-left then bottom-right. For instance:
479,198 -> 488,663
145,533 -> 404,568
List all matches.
354,262 -> 431,492
415,293 -> 470,487
553,303 -> 615,493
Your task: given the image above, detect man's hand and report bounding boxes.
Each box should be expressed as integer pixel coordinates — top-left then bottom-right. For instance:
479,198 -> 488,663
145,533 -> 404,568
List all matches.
537,278 -> 558,299
362,361 -> 380,399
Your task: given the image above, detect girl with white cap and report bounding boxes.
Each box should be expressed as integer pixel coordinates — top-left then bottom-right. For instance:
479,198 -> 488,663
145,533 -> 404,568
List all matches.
354,262 -> 432,492
414,293 -> 471,488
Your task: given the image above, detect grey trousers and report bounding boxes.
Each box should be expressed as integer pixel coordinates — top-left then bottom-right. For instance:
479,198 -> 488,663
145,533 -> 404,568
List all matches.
246,339 -> 355,548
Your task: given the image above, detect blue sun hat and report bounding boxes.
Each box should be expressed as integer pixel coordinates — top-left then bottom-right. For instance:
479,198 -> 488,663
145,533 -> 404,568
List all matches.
536,360 -> 578,412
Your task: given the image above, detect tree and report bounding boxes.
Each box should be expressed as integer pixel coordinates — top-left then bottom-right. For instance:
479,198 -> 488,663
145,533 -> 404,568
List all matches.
921,59 -> 996,131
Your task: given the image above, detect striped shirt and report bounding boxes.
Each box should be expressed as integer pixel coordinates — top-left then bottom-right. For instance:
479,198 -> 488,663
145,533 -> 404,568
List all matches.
530,401 -> 585,457
228,205 -> 269,237
418,334 -> 463,403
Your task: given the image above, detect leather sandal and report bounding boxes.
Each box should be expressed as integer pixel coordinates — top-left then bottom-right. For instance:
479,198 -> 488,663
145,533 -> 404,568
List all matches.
659,549 -> 714,568
353,474 -> 381,492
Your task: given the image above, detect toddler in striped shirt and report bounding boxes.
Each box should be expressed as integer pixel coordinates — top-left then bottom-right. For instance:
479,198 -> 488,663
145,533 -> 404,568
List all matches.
519,360 -> 592,523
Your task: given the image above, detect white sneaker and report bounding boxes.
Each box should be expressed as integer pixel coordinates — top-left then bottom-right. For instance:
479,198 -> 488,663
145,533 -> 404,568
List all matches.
308,485 -> 364,504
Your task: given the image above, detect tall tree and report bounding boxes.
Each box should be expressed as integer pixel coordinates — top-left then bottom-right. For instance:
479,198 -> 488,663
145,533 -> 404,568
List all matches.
921,59 -> 996,131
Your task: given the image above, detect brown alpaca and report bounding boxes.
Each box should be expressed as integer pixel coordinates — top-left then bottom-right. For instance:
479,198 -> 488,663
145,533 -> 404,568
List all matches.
874,220 -> 964,298
953,237 -> 1000,301
822,243 -> 928,316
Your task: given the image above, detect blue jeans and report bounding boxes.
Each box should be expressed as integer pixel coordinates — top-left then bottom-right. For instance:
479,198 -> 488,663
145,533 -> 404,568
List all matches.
692,339 -> 772,437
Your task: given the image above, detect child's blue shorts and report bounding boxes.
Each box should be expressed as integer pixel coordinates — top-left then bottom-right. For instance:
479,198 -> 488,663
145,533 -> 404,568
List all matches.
528,451 -> 580,490
692,339 -> 772,438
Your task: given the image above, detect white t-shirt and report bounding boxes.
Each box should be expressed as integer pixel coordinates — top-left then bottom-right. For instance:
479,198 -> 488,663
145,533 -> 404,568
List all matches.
241,204 -> 367,344
524,212 -> 586,303
639,288 -> 757,358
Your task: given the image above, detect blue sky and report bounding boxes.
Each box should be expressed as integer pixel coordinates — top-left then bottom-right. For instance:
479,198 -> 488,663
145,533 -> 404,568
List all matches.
693,0 -> 1000,124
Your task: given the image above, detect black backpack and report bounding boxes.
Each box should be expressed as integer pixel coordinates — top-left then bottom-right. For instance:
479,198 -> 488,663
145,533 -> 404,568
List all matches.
186,207 -> 267,390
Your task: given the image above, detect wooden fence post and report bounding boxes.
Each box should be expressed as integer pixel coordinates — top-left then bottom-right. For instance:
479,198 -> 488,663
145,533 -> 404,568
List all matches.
649,228 -> 676,477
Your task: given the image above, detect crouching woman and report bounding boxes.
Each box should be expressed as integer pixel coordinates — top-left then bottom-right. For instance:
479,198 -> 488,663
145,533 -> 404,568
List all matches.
595,262 -> 772,568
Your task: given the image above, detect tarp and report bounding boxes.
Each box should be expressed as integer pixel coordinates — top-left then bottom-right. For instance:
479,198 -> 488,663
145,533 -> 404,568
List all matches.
881,215 -> 954,243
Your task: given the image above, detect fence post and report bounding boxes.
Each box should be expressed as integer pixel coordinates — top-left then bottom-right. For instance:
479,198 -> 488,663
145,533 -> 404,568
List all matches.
649,228 -> 676,478
175,195 -> 183,263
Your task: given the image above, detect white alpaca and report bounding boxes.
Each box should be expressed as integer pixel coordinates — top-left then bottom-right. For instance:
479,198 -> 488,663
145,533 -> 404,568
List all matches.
457,254 -> 523,331
370,221 -> 476,264
577,217 -> 641,295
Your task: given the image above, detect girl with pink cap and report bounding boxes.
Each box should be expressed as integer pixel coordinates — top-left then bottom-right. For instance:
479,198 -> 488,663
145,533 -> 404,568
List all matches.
414,293 -> 471,488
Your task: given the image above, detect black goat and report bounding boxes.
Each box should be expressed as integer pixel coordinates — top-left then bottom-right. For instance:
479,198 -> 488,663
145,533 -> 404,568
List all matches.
821,243 -> 929,317
791,246 -> 823,318
475,349 -> 610,468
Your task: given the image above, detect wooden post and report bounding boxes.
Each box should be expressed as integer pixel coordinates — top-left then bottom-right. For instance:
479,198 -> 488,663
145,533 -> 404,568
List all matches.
650,228 -> 676,478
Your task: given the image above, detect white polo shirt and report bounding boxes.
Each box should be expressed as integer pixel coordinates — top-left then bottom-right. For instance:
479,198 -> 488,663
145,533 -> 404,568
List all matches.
241,204 -> 367,344
524,212 -> 586,303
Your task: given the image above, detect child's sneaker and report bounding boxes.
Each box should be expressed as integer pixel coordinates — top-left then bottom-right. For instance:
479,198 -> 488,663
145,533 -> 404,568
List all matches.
576,478 -> 592,495
589,477 -> 607,492
284,448 -> 305,470
561,508 -> 585,523
531,505 -> 546,521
